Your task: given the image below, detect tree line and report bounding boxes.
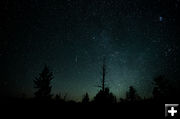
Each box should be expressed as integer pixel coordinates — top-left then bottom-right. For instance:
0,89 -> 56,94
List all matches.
33,61 -> 180,104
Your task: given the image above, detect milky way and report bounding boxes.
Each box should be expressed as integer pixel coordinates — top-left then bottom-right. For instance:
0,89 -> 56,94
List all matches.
0,0 -> 180,101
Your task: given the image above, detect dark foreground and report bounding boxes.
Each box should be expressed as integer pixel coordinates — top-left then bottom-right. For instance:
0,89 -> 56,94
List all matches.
1,99 -> 179,119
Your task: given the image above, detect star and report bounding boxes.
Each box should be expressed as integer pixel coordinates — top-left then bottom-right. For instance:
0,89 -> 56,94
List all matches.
159,16 -> 163,22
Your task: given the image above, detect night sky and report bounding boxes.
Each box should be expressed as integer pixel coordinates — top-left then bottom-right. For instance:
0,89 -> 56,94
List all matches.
0,0 -> 180,101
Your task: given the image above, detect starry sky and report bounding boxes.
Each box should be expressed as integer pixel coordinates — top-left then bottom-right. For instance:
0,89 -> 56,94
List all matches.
0,0 -> 180,101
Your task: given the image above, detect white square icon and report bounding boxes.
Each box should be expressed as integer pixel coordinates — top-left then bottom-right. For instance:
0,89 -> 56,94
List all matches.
165,104 -> 179,117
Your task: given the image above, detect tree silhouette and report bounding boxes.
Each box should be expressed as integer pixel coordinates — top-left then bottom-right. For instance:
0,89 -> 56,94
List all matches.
82,92 -> 89,104
125,86 -> 140,102
54,93 -> 67,104
33,65 -> 53,100
97,57 -> 107,92
94,87 -> 116,104
93,58 -> 116,103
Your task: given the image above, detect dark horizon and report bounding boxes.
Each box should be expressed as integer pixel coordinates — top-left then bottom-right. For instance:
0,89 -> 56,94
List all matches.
1,0 -> 180,102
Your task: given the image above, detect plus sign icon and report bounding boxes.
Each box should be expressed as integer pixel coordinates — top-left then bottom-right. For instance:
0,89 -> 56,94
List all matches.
165,104 -> 179,117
